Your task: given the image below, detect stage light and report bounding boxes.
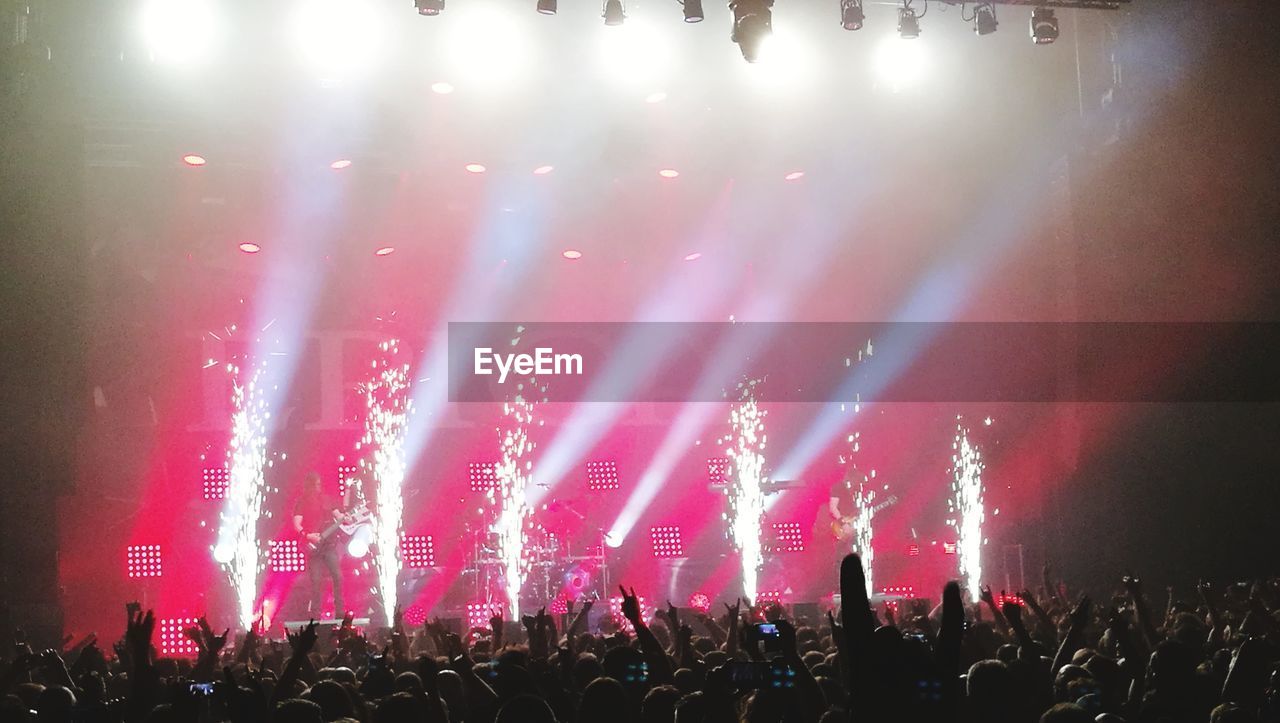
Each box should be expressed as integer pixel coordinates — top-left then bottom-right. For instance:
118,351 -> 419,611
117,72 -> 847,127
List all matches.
336,463 -> 359,496
467,602 -> 499,631
212,543 -> 233,564
874,34 -> 928,91
688,592 -> 712,612
768,522 -> 805,552
401,534 -> 436,568
942,541 -> 957,555
907,543 -> 920,556
840,0 -> 864,31
375,246 -> 396,256
403,605 -> 427,626
1030,7 -> 1058,44
126,545 -> 163,578
548,598 -> 569,615
598,18 -> 674,86
587,460 -> 621,491
658,168 -> 680,178
346,526 -> 371,558
707,457 -> 731,485
330,159 -> 352,170
649,525 -> 684,558
140,0 -> 219,65
684,252 -> 702,261
537,0 -> 557,14
202,467 -> 230,499
445,4 -> 529,90
293,0 -> 387,79
563,565 -> 594,597
533,165 -> 555,175
465,163 -> 487,173
897,5 -> 921,39
159,618 -> 201,656
431,81 -> 455,94
973,3 -> 998,35
182,154 -> 207,166
882,584 -> 915,598
468,462 -> 499,492
756,590 -> 781,606
784,171 -> 804,181
603,0 -> 625,26
238,242 -> 262,254
729,0 -> 773,63
995,591 -> 1023,608
562,249 -> 583,260
416,0 -> 445,16
269,539 -> 307,573
683,0 -> 704,23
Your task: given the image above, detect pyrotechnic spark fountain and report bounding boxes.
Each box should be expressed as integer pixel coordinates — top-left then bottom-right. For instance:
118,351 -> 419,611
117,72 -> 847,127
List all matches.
213,358 -> 270,628
724,380 -> 767,603
837,405 -> 881,597
948,418 -> 986,601
493,393 -> 536,618
849,483 -> 877,597
359,339 -> 413,624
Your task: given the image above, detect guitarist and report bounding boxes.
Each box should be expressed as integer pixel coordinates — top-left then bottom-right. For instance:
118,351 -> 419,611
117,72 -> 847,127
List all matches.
826,475 -> 857,554
293,471 -> 345,618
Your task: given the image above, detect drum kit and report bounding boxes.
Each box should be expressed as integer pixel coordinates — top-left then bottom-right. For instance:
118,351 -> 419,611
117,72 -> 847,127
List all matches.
461,498 -> 610,609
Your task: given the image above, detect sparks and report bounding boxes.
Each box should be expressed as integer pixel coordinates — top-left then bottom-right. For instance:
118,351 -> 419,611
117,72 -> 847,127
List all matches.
214,358 -> 270,628
948,419 -> 986,601
850,484 -> 877,597
841,416 -> 879,596
493,394 -> 535,618
725,381 -> 767,603
360,339 -> 413,625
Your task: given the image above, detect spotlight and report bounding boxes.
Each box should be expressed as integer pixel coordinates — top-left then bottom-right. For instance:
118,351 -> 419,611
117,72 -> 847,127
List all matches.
729,0 -> 773,63
415,0 -> 444,16
897,6 -> 920,39
840,0 -> 864,31
537,0 -> 556,14
683,0 -> 704,23
973,3 -> 997,35
603,0 -> 625,25
1030,7 -> 1058,44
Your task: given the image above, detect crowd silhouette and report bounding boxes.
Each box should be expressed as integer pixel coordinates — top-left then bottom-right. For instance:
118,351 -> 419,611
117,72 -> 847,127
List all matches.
3,554 -> 1278,723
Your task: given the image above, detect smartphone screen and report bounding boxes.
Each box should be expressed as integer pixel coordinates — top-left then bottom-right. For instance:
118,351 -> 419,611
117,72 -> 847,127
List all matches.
725,661 -> 766,688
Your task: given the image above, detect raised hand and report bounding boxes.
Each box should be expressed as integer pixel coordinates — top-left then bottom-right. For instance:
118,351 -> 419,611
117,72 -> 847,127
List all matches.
619,585 -> 642,623
126,609 -> 156,659
1122,573 -> 1143,598
442,632 -> 465,660
979,585 -> 996,607
1069,595 -> 1092,630
666,601 -> 680,632
1002,599 -> 1023,627
286,620 -> 320,656
883,602 -> 896,627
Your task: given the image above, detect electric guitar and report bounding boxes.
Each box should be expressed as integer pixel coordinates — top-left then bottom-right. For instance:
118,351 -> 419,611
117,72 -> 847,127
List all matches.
306,504 -> 372,552
828,495 -> 899,541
